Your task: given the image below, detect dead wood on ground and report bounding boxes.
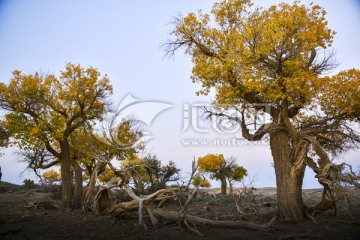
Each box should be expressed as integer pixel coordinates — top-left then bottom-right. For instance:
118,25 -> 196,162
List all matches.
94,177 -> 276,236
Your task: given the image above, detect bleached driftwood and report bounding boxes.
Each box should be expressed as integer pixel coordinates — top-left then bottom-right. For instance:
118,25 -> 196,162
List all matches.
94,177 -> 276,235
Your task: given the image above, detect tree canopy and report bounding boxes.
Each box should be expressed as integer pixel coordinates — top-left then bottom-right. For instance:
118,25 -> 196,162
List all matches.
0,63 -> 112,150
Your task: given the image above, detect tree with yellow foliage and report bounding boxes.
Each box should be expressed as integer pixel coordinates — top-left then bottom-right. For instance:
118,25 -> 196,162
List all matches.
121,156 -> 149,194
42,169 -> 60,184
98,167 -> 117,183
192,175 -> 211,188
197,154 -> 247,195
0,63 -> 112,208
166,0 -> 360,221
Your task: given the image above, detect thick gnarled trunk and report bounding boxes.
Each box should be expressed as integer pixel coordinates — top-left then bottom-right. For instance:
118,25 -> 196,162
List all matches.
220,176 -> 227,195
270,131 -> 306,222
72,160 -> 83,209
60,140 -> 72,208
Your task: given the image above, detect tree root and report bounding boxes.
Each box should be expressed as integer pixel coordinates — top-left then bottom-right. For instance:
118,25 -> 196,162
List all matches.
184,218 -> 205,236
305,209 -> 319,225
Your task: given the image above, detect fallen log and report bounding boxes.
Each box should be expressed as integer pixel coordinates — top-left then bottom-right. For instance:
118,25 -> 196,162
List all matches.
153,209 -> 276,230
107,199 -> 139,217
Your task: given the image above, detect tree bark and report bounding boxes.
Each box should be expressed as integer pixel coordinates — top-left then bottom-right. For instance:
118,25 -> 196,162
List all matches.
137,179 -> 145,195
220,176 -> 227,195
83,161 -> 105,206
60,139 -> 72,208
94,188 -> 112,214
270,130 -> 305,222
228,178 -> 233,194
72,160 -> 83,209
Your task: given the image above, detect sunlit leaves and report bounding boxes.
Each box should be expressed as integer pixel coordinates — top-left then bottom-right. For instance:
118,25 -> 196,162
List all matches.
197,154 -> 247,182
42,169 -> 61,183
229,165 -> 247,181
198,153 -> 225,173
111,120 -> 144,161
317,69 -> 360,120
171,0 -> 335,107
58,63 -> 113,122
121,156 -> 150,183
192,175 -> 211,188
0,63 -> 113,150
98,167 -> 116,183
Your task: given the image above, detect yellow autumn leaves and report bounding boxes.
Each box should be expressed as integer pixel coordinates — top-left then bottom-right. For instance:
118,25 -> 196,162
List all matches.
174,0 -> 336,108
0,63 -> 113,146
198,153 -> 226,172
197,153 -> 247,190
317,69 -> 360,120
42,169 -> 60,183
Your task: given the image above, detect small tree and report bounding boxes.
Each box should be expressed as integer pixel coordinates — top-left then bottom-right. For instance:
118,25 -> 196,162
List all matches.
197,154 -> 247,195
23,179 -> 35,188
42,169 -> 61,184
143,155 -> 180,192
227,165 -> 247,194
192,175 -> 211,188
120,155 -> 180,194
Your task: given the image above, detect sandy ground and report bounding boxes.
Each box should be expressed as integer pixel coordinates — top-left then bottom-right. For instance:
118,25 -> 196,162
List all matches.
0,182 -> 360,240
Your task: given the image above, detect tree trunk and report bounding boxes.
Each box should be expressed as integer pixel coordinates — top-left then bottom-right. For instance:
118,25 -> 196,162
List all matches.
137,179 -> 145,195
83,161 -> 104,206
94,188 -> 112,214
220,176 -> 227,195
72,160 -> 83,209
60,139 -> 72,208
228,179 -> 233,194
270,131 -> 306,222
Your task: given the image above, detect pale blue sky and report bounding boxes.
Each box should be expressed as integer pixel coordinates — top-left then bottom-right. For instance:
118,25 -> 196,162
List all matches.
0,0 -> 359,188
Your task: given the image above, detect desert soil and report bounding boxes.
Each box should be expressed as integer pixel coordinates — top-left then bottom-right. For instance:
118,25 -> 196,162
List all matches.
0,182 -> 359,240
